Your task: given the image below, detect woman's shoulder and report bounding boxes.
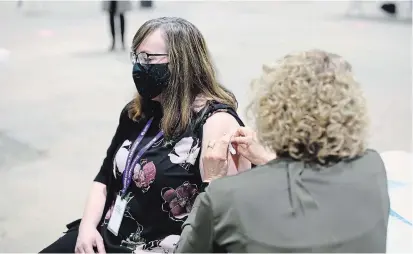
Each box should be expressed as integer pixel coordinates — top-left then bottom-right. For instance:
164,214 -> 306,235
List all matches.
192,95 -> 244,127
117,100 -> 144,128
192,94 -> 236,114
119,100 -> 134,122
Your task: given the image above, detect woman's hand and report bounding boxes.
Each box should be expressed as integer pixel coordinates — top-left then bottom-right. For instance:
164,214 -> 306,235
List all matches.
75,223 -> 106,253
231,127 -> 276,165
202,133 -> 232,182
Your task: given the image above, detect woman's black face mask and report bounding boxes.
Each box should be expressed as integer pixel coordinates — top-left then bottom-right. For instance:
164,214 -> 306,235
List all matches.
132,63 -> 170,99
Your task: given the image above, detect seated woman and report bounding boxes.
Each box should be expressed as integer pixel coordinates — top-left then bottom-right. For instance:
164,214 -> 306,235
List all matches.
40,17 -> 250,253
175,49 -> 390,253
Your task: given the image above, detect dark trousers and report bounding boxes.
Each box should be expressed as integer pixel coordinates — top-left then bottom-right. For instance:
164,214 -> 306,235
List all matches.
109,13 -> 125,45
39,221 -> 128,253
109,1 -> 125,48
39,227 -> 79,253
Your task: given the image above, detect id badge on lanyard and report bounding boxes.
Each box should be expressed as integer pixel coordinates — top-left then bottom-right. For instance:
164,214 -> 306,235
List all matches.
107,117 -> 164,236
107,195 -> 128,236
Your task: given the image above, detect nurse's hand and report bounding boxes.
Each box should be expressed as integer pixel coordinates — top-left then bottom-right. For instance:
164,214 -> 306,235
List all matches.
231,127 -> 276,165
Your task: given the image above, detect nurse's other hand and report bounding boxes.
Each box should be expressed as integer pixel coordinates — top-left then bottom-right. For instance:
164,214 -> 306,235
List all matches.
202,133 -> 232,182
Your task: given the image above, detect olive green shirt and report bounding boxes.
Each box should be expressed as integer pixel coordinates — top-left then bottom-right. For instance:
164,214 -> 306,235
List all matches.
175,149 -> 389,253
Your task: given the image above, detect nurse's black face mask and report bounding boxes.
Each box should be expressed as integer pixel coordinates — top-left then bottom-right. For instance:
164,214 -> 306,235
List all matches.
131,52 -> 170,100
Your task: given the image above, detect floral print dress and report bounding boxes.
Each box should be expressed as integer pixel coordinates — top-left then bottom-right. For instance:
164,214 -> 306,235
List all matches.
93,100 -> 244,253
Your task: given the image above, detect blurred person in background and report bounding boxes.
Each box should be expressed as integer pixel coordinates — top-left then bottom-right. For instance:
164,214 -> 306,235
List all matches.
103,0 -> 131,51
16,0 -> 23,8
381,2 -> 398,15
380,1 -> 412,16
39,17 -> 250,254
175,49 -> 390,253
139,0 -> 153,9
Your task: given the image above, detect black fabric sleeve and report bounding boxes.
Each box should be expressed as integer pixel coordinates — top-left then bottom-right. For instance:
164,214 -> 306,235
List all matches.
94,105 -> 130,185
193,101 -> 245,140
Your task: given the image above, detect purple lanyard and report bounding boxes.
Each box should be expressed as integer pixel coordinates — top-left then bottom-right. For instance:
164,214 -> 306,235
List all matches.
121,117 -> 164,197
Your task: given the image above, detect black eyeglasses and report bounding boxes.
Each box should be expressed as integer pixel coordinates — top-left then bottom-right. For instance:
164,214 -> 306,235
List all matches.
130,52 -> 168,65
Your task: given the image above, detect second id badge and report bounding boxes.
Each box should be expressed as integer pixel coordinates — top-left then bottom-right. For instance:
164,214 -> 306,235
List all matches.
107,194 -> 127,236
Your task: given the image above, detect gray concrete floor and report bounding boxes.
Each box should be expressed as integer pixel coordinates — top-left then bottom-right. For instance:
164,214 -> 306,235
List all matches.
0,1 -> 411,252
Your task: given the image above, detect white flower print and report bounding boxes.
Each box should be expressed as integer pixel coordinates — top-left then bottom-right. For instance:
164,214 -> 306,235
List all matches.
168,137 -> 201,170
187,145 -> 200,165
132,235 -> 179,253
113,140 -> 131,178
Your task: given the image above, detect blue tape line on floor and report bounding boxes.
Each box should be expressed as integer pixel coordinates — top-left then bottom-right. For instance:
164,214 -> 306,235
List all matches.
390,209 -> 412,226
387,180 -> 411,226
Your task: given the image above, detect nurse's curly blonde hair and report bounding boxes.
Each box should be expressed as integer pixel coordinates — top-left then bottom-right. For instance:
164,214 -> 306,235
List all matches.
248,50 -> 368,164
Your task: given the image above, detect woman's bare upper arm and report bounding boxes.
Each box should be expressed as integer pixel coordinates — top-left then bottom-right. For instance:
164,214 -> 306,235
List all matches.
199,112 -> 251,179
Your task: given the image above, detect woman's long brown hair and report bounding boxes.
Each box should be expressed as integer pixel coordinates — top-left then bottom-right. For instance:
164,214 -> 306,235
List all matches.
130,17 -> 237,139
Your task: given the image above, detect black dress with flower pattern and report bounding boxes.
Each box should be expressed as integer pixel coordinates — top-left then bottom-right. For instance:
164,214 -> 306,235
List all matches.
94,100 -> 244,253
